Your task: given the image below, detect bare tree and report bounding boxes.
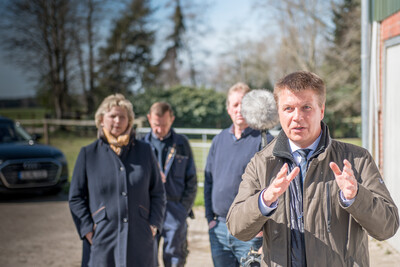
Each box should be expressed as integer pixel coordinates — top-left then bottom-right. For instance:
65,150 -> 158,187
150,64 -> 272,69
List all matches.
176,0 -> 210,88
73,0 -> 108,115
154,0 -> 185,88
209,31 -> 273,92
154,0 -> 209,89
254,0 -> 332,79
0,0 -> 84,118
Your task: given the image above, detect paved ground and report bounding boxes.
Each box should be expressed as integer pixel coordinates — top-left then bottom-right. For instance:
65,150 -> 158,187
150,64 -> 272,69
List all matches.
0,192 -> 399,266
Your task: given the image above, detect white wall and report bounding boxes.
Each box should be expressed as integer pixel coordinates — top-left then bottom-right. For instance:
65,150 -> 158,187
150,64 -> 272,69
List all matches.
383,41 -> 400,250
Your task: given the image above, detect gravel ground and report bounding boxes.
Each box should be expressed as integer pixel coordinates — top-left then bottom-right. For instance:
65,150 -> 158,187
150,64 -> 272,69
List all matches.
0,192 -> 399,266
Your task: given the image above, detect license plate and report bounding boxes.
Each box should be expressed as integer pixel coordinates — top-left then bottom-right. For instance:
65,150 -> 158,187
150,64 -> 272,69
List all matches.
19,170 -> 48,180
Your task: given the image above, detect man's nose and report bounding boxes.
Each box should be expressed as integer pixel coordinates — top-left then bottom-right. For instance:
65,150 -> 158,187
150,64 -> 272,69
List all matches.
293,109 -> 302,120
236,104 -> 242,113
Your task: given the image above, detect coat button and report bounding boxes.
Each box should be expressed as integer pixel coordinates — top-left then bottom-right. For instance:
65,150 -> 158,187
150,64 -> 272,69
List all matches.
121,191 -> 127,196
123,218 -> 128,223
120,166 -> 124,171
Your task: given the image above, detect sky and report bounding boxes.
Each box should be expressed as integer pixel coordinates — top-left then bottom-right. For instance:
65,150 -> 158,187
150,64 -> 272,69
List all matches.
0,0 -> 263,100
0,62 -> 36,99
204,0 -> 261,49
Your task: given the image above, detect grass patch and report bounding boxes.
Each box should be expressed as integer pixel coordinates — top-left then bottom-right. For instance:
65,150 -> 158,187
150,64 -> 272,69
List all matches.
337,138 -> 362,147
0,107 -> 48,120
45,135 -> 95,182
194,186 -> 204,206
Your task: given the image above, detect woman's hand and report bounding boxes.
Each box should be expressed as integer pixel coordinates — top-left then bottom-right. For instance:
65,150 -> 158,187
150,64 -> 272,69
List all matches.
150,225 -> 157,237
85,231 -> 93,245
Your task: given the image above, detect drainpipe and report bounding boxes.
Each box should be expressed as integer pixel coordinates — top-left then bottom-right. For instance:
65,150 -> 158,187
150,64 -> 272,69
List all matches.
361,0 -> 371,151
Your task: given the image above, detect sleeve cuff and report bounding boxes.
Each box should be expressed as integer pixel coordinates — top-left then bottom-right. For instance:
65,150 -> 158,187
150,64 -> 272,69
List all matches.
259,189 -> 278,216
339,190 -> 356,207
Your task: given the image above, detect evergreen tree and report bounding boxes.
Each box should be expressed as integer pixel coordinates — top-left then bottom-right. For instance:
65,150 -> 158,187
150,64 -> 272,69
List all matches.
96,0 -> 155,100
155,0 -> 186,88
132,85 -> 230,128
323,0 -> 361,137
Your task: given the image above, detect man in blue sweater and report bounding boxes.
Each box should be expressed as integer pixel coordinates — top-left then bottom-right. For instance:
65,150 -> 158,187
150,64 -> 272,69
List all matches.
204,83 -> 274,266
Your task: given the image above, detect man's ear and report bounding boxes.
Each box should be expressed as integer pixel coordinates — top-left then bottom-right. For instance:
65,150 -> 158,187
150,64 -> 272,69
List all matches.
147,113 -> 151,122
171,115 -> 175,124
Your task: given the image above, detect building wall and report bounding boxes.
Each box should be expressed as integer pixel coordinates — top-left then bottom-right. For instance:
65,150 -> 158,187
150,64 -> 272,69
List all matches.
379,11 -> 400,173
379,10 -> 400,250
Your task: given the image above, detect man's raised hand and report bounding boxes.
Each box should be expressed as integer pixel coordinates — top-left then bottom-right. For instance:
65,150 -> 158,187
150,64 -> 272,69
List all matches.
330,159 -> 358,200
262,163 -> 300,206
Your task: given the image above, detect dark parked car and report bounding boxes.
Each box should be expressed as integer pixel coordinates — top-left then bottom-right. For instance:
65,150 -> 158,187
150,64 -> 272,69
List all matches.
0,116 -> 68,194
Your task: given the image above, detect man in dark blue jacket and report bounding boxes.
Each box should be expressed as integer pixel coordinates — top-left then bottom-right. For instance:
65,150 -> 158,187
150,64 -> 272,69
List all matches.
204,83 -> 274,267
144,102 -> 197,267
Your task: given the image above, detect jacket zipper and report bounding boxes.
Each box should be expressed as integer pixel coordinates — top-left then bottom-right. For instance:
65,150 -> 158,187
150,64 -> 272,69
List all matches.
326,183 -> 331,233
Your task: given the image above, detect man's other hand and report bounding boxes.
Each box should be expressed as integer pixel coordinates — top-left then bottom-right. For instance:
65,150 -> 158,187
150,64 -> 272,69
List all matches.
330,159 -> 358,200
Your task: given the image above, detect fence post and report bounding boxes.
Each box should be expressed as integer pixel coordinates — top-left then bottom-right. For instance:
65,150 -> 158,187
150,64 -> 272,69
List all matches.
43,119 -> 49,145
202,133 -> 207,172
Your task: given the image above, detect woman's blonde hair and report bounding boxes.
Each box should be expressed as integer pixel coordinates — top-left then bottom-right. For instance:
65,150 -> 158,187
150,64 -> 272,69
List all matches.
95,94 -> 135,131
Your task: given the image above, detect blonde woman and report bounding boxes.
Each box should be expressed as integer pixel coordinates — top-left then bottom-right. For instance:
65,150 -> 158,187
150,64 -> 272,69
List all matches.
69,94 -> 166,267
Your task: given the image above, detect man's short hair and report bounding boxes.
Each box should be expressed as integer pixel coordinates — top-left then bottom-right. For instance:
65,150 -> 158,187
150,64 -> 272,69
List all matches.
149,101 -> 174,117
273,71 -> 326,107
226,82 -> 251,107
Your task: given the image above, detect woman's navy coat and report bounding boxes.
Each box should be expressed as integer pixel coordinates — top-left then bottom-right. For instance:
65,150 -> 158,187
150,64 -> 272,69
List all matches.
69,137 -> 166,267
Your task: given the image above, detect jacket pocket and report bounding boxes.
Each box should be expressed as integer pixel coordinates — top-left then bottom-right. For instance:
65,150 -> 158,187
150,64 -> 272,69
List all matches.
139,205 -> 150,220
171,154 -> 188,178
92,206 -> 106,224
91,206 -> 106,245
139,205 -> 153,239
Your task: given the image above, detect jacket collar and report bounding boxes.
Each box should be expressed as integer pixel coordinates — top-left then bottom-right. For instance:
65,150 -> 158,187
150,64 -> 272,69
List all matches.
151,129 -> 172,140
144,128 -> 183,146
273,121 -> 331,161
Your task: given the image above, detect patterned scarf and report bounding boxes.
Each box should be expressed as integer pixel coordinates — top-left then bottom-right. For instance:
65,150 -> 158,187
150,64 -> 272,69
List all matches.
102,127 -> 131,155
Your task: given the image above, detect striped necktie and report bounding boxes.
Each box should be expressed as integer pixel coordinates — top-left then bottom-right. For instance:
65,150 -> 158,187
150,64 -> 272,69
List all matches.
297,149 -> 311,184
